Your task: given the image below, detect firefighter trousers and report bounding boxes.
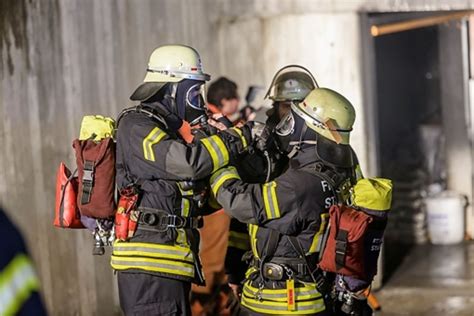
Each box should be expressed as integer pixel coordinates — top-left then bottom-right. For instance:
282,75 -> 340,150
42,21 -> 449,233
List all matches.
117,271 -> 191,316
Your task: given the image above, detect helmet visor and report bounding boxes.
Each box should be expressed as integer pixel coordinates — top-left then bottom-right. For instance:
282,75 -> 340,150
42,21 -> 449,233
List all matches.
186,83 -> 206,110
265,65 -> 319,101
275,111 -> 295,137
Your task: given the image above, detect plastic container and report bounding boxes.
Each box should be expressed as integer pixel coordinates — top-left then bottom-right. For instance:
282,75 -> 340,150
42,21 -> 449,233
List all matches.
425,191 -> 466,245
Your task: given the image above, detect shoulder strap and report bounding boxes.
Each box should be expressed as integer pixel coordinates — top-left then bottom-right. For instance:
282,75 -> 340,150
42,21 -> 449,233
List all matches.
287,236 -> 318,283
116,104 -> 168,130
299,162 -> 355,204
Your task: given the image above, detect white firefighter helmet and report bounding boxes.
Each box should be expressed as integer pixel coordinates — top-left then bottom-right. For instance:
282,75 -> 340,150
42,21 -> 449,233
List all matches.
130,44 -> 211,101
290,88 -> 356,145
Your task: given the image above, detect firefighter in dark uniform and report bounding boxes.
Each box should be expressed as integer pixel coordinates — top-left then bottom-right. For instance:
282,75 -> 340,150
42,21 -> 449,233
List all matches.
224,65 -> 321,292
112,45 -> 252,315
210,88 -> 361,315
0,207 -> 47,316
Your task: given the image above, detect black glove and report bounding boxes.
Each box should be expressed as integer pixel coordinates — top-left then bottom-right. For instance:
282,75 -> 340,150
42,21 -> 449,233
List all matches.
219,123 -> 254,155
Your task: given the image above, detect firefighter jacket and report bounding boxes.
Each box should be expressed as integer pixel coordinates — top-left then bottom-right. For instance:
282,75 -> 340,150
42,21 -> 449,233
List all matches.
211,148 -> 345,315
0,208 -> 46,316
111,102 -> 248,284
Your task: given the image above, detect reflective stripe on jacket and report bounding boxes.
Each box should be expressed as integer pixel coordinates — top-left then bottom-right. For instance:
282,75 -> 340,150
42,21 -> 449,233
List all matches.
111,241 -> 195,279
0,254 -> 40,316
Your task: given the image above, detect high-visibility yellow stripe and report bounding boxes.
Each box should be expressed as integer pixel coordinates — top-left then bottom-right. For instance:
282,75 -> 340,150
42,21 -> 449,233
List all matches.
308,213 -> 329,254
142,127 -> 166,161
211,172 -> 240,196
262,182 -> 281,220
201,138 -> 218,171
241,295 -> 325,315
231,127 -> 248,150
201,135 -> 230,172
242,280 -> 325,313
176,197 -> 191,246
111,256 -> 194,278
114,240 -> 192,253
112,249 -> 194,263
0,254 -> 39,316
243,280 -> 322,299
245,266 -> 258,279
178,182 -> 194,197
249,224 -> 259,259
228,230 -> 251,251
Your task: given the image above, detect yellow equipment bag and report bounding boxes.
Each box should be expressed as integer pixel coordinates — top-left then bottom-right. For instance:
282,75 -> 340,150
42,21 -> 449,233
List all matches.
353,178 -> 392,211
79,115 -> 116,141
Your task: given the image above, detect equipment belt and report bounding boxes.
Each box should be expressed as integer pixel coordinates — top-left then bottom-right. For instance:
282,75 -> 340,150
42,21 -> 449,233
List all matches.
251,257 -> 309,281
137,207 -> 203,230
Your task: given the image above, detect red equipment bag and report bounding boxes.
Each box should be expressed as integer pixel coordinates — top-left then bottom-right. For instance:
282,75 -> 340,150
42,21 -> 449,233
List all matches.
54,162 -> 84,228
73,137 -> 116,218
319,205 -> 373,280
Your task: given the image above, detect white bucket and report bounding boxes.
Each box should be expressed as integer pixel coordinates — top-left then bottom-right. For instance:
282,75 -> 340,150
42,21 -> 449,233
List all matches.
425,191 -> 466,245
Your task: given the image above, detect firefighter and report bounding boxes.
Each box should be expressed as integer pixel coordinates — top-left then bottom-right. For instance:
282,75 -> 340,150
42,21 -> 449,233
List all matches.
264,65 -> 319,130
224,66 -> 320,297
209,87 -> 363,315
0,207 -> 47,316
112,44 -> 252,315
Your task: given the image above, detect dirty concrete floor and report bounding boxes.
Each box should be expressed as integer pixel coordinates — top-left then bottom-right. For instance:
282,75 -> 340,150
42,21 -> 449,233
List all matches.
375,242 -> 474,316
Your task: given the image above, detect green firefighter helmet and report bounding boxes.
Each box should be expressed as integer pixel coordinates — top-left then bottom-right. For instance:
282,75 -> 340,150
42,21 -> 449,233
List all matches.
291,88 -> 356,145
130,44 -> 211,101
264,65 -> 319,102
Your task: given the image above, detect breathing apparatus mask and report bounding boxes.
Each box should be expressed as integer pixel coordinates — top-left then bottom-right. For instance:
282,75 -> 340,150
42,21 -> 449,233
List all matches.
273,107 -> 354,168
157,79 -> 208,128
274,108 -> 315,157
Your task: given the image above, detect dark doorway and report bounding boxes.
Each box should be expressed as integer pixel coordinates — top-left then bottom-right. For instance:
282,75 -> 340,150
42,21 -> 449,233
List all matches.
362,12 -> 472,283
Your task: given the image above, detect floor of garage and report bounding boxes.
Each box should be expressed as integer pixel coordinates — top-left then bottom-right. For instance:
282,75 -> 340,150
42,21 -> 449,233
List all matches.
376,242 -> 474,315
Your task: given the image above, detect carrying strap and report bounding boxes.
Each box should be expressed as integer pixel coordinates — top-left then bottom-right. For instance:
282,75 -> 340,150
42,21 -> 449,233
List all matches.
259,228 -> 281,280
335,229 -> 348,270
116,104 -> 168,130
288,236 -> 316,283
115,105 -> 165,189
81,160 -> 94,204
331,206 -> 348,271
78,139 -> 110,205
299,162 -> 353,205
287,236 -> 331,294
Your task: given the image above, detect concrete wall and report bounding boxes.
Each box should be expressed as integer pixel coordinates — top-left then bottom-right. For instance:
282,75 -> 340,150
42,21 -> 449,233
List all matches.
2,0 -> 474,314
0,1 -> 222,314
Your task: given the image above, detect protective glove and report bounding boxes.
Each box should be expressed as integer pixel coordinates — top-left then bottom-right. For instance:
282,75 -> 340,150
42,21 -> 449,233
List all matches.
219,123 -> 254,155
251,122 -> 273,152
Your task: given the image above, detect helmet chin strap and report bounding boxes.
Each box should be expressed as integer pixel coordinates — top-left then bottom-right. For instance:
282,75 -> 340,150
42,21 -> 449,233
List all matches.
287,123 -> 311,159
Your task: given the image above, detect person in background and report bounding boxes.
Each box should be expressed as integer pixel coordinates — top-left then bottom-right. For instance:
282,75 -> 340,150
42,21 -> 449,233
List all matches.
0,206 -> 47,316
207,77 -> 240,122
